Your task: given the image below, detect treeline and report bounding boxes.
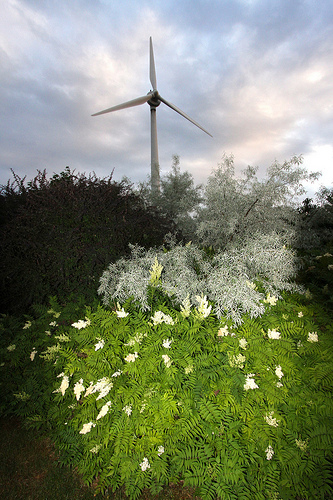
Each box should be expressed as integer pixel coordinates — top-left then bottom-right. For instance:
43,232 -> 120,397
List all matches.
0,156 -> 332,315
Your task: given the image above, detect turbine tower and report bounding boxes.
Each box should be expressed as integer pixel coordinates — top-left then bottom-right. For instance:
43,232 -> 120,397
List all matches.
92,37 -> 212,194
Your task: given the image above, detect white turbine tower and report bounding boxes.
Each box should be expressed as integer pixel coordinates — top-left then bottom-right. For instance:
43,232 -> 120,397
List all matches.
92,37 -> 212,194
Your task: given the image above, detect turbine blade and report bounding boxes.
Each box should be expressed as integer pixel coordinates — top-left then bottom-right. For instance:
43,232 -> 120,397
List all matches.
149,37 -> 157,90
158,95 -> 213,137
92,94 -> 151,116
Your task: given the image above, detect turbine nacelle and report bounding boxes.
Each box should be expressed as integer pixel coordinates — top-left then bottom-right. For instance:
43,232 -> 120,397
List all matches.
147,90 -> 161,108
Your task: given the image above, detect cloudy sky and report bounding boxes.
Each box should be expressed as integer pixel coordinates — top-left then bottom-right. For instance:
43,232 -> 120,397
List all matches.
1,0 -> 332,199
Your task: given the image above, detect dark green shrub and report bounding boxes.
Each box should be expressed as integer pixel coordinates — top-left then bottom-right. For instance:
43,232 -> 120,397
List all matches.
0,168 -> 176,314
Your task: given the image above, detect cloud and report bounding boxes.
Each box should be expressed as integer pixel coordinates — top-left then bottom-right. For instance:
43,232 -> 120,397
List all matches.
0,0 -> 332,196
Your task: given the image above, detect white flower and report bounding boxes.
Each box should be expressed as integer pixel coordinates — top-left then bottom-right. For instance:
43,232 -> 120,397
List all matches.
123,404 -> 132,416
90,444 -> 102,454
217,325 -> 229,337
84,382 -> 94,397
264,294 -> 278,306
195,294 -> 212,319
264,411 -> 279,427
74,379 -> 85,401
124,352 -> 139,363
185,364 -> 194,374
71,318 -> 90,329
57,375 -> 70,396
162,354 -> 172,367
30,348 -> 37,361
229,353 -> 246,368
267,329 -> 281,339
96,401 -> 112,420
180,295 -> 192,318
116,308 -> 129,318
23,321 -> 32,329
47,309 -> 61,318
244,374 -> 259,390
149,256 -> 163,285
276,381 -> 283,388
239,338 -> 248,349
139,457 -> 150,471
49,321 -> 58,327
111,370 -> 122,377
151,311 -> 174,325
79,422 -> 95,434
157,445 -> 165,456
246,280 -> 257,290
275,365 -> 284,379
95,378 -> 113,400
162,338 -> 172,349
295,438 -> 308,451
298,311 -> 304,318
307,331 -> 318,343
7,344 -> 16,351
125,332 -> 146,346
94,338 -> 105,351
265,445 -> 274,460
328,264 -> 333,271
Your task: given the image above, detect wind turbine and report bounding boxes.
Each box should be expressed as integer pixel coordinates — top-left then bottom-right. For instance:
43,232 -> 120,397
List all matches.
92,37 -> 212,194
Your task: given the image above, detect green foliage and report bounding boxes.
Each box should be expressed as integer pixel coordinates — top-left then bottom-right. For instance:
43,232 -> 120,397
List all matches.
1,289 -> 332,499
0,168 -> 175,314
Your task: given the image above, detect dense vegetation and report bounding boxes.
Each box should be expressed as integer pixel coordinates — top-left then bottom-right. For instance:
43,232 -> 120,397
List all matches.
0,158 -> 332,499
0,168 -> 175,314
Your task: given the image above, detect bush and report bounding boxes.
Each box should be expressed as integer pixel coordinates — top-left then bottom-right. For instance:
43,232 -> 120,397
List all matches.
0,168 -> 175,314
98,235 -> 300,325
1,289 -> 332,499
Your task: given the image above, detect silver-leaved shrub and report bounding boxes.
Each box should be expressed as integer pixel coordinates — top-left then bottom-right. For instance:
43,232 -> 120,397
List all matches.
98,232 -> 300,324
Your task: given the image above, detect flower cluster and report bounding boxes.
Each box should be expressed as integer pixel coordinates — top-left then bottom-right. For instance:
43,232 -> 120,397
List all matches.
244,374 -> 259,390
267,329 -> 281,339
307,331 -> 318,343
162,354 -> 172,368
229,353 -> 246,369
74,379 -> 85,400
151,311 -> 174,325
295,438 -> 308,451
30,348 -> 37,361
94,338 -> 105,351
149,256 -> 163,285
139,457 -> 150,471
195,295 -> 212,319
79,422 -> 96,434
55,373 -> 70,396
71,318 -> 91,329
123,405 -> 132,416
162,338 -> 172,349
124,352 -> 139,363
264,294 -> 278,306
96,401 -> 112,420
265,445 -> 274,460
84,377 -> 113,400
239,338 -> 248,349
125,332 -> 146,346
264,411 -> 280,427
115,303 -> 129,318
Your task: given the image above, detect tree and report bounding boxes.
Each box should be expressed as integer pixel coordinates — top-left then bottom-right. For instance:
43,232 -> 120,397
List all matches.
196,153 -> 321,249
138,155 -> 203,241
0,168 -> 175,314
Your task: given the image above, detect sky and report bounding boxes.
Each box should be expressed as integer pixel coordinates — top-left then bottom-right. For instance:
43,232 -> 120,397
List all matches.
1,0 -> 332,201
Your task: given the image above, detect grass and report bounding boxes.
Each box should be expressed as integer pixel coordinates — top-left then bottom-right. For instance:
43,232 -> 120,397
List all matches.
0,417 -> 200,499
